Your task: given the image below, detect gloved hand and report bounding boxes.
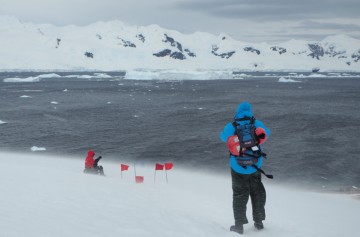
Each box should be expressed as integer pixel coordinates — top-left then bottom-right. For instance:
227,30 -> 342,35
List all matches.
257,133 -> 265,139
98,156 -> 102,159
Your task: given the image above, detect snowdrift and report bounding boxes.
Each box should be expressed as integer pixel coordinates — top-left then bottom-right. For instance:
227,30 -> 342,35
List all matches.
1,152 -> 359,237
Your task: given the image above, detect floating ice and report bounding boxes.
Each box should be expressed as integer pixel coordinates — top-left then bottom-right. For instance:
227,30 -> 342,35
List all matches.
0,120 -> 7,124
94,73 -> 112,78
3,73 -> 60,82
20,95 -> 32,98
30,146 -> 46,151
51,101 -> 58,104
65,73 -> 112,79
278,77 -> 301,83
309,73 -> 327,78
125,70 -> 234,80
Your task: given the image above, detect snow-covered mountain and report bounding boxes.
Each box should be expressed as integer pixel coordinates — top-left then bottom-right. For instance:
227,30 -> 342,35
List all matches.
1,15 -> 360,72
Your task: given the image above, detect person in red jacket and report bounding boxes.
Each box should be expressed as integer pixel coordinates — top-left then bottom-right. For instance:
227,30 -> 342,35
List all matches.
84,150 -> 105,176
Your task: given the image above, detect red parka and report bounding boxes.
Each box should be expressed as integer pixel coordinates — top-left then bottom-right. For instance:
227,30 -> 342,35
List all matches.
85,150 -> 95,168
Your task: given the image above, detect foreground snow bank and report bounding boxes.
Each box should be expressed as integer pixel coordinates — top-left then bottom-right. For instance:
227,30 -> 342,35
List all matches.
0,152 -> 358,237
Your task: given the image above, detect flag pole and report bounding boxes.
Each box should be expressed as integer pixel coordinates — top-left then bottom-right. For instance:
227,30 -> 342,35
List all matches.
165,169 -> 168,184
154,169 -> 157,183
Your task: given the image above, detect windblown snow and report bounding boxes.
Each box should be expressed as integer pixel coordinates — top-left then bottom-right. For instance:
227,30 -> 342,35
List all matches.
1,152 -> 358,237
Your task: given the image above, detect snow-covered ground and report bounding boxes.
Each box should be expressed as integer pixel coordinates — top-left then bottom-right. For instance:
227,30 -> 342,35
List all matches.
1,152 -> 358,237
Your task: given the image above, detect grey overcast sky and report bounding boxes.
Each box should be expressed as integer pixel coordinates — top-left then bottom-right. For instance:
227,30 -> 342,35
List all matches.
1,0 -> 360,43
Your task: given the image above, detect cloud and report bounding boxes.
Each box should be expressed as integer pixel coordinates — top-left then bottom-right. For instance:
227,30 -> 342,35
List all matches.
0,0 -> 359,43
296,20 -> 360,31
177,0 -> 360,21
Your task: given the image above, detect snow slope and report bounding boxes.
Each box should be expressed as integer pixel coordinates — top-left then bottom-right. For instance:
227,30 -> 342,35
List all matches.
1,152 -> 358,237
0,15 -> 360,72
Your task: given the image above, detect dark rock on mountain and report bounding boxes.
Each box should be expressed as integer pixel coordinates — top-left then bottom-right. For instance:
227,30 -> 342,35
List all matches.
153,34 -> 192,60
352,50 -> 360,62
56,38 -> 61,48
211,45 -> 235,59
96,34 -> 102,40
244,47 -> 261,55
153,49 -> 186,60
324,45 -> 346,58
308,43 -> 324,60
153,49 -> 172,57
170,52 -> 186,60
84,52 -> 94,58
184,49 -> 196,57
136,34 -> 145,43
37,28 -> 44,35
163,34 -> 183,52
270,46 -> 286,54
118,37 -> 136,47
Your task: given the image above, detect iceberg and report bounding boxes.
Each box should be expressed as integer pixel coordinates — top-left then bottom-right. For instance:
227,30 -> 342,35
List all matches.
278,77 -> 301,83
125,70 -> 234,80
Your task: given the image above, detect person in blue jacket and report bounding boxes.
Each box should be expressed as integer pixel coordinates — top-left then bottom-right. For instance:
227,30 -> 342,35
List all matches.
220,102 -> 270,235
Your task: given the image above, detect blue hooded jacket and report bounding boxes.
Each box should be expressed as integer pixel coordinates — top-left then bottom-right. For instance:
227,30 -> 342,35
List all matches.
220,102 -> 270,174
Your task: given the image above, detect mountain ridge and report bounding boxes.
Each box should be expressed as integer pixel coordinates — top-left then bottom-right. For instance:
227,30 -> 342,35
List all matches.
1,15 -> 359,72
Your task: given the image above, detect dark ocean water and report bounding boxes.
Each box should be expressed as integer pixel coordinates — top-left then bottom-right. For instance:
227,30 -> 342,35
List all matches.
0,72 -> 359,192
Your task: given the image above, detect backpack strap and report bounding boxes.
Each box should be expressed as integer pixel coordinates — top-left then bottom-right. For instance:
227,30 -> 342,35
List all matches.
252,165 -> 273,179
234,116 -> 255,124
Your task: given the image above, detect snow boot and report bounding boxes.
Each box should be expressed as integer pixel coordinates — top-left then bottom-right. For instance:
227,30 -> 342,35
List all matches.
254,221 -> 264,230
230,225 -> 244,234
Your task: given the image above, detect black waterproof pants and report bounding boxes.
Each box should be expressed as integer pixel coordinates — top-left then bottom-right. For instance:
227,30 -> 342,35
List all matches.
231,169 -> 266,225
84,166 -> 105,176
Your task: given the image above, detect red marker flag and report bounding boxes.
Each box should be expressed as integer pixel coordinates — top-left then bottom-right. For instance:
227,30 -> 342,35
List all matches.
121,164 -> 129,171
135,176 -> 144,183
155,163 -> 164,170
165,162 -> 173,170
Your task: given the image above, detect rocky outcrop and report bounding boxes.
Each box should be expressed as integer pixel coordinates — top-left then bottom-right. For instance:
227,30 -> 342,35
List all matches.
55,38 -> 61,48
324,44 -> 346,58
352,50 -> 360,62
163,34 -> 183,51
136,34 -> 145,43
211,45 -> 235,59
84,52 -> 94,58
270,46 -> 286,55
153,49 -> 186,60
184,49 -> 196,57
118,37 -> 136,48
243,47 -> 261,55
308,43 -> 324,60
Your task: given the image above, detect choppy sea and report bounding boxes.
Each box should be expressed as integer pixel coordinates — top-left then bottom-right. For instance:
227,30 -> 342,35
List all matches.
0,71 -> 359,192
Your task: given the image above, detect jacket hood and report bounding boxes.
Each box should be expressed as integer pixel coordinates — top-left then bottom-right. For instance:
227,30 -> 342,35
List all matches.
87,150 -> 95,158
234,102 -> 253,119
